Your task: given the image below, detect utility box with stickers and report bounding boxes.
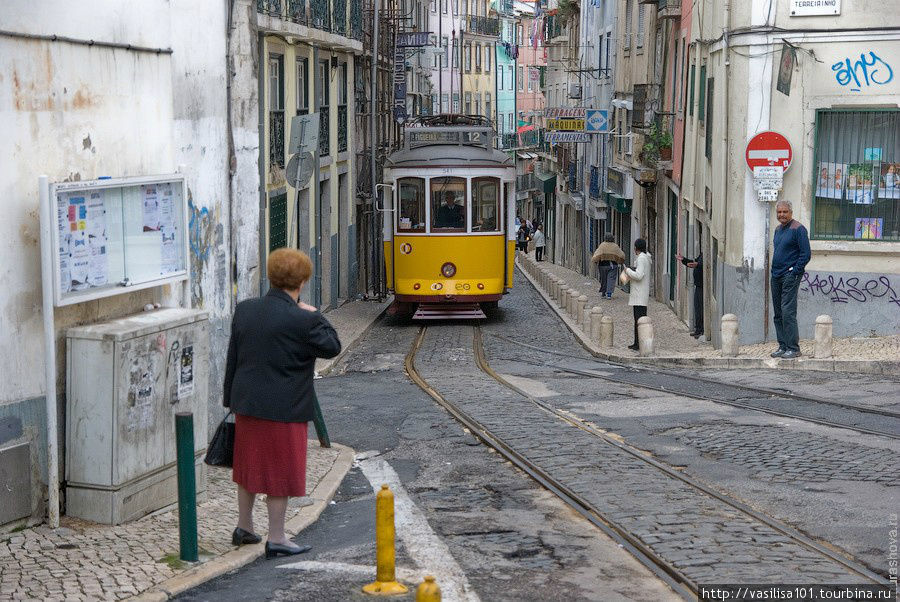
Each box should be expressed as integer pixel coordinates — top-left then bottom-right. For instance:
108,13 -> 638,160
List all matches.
65,308 -> 209,524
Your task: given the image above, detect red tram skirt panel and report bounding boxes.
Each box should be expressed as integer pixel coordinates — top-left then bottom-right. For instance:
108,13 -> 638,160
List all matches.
232,414 -> 308,497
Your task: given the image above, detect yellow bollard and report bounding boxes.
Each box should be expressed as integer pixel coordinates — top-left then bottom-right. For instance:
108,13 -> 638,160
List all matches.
363,485 -> 408,595
416,575 -> 441,601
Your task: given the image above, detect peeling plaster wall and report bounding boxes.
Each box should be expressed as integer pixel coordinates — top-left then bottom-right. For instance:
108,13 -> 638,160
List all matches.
229,0 -> 262,302
169,0 -> 231,437
0,0 -> 234,524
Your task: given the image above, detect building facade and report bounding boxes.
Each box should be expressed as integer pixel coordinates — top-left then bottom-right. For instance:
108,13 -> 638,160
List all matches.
252,0 -> 364,310
1,0 -> 235,527
680,0 -> 900,345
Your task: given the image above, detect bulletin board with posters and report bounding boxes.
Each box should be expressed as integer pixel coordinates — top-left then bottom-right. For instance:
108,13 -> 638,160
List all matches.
46,174 -> 189,306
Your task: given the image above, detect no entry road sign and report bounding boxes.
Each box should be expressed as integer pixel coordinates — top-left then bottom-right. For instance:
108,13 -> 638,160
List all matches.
746,131 -> 792,172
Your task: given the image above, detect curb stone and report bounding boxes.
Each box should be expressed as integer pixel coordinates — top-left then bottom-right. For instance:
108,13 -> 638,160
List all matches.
130,443 -> 356,601
515,257 -> 900,376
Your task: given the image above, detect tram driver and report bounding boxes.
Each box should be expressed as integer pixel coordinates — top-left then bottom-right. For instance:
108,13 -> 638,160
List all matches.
434,190 -> 464,229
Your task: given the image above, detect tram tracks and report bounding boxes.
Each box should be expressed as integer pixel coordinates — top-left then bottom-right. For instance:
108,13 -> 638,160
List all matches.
485,332 -> 900,440
405,323 -> 889,600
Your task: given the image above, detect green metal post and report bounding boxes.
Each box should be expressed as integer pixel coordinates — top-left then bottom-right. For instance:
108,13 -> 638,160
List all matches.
312,397 -> 331,448
175,412 -> 198,562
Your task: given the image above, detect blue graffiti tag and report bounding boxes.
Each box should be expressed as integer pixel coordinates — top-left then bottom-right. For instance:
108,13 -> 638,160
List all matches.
832,51 -> 894,92
187,196 -> 212,262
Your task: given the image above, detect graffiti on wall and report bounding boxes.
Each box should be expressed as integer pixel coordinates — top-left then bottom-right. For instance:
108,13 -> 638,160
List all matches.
832,51 -> 893,92
801,272 -> 900,308
187,191 -> 225,309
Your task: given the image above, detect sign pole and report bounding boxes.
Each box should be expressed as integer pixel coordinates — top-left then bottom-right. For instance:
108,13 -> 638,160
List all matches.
38,175 -> 60,529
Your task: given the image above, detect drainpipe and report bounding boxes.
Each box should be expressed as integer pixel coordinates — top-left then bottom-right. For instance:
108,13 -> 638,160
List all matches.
257,31 -> 268,296
38,176 -> 60,529
371,0 -> 380,297
721,0 -> 731,341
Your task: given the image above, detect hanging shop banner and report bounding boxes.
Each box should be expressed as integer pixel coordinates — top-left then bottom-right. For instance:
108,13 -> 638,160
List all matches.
545,132 -> 590,143
547,118 -> 585,131
544,107 -> 586,119
396,32 -> 431,47
394,45 -> 407,123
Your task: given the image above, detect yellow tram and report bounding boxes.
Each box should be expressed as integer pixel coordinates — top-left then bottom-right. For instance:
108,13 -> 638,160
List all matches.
383,115 -> 517,318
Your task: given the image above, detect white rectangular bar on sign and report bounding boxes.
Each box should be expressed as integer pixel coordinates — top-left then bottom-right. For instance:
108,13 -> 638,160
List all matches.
748,150 -> 790,160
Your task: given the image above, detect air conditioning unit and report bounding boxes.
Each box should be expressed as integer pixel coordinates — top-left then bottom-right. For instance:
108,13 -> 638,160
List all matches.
568,84 -> 582,99
624,134 -> 634,155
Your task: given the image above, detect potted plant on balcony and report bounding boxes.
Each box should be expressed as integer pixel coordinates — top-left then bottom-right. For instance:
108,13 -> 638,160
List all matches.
642,122 -> 674,166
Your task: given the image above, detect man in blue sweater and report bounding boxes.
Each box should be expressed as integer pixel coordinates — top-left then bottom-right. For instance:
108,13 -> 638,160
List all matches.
770,200 -> 811,359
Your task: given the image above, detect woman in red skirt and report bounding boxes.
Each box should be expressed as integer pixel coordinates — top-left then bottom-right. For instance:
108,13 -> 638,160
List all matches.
223,248 -> 341,558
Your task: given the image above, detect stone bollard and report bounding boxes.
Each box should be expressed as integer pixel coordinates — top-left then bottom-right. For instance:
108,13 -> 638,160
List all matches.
637,316 -> 655,356
815,315 -> 833,359
720,314 -> 740,357
568,289 -> 579,317
575,295 -> 588,324
590,307 -> 603,343
548,276 -> 558,299
553,279 -> 563,302
558,286 -> 570,309
599,315 -> 614,348
582,304 -> 592,329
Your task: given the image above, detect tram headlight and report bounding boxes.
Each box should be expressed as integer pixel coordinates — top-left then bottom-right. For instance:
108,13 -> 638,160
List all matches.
441,262 -> 457,278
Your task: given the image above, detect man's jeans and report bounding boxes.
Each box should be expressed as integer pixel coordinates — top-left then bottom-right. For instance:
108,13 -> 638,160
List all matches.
772,271 -> 801,352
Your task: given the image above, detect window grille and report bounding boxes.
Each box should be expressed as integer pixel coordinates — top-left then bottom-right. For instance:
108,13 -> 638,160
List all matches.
812,109 -> 900,241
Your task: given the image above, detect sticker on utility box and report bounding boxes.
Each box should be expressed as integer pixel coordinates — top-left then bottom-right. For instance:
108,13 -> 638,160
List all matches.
178,345 -> 194,399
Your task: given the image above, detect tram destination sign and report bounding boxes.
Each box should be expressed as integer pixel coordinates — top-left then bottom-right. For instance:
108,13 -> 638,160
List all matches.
545,132 -> 590,143
544,107 -> 586,119
547,118 -> 585,131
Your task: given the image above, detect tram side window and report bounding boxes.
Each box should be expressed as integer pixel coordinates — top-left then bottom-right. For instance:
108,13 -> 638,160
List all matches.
472,177 -> 500,232
398,178 -> 426,232
431,176 -> 467,231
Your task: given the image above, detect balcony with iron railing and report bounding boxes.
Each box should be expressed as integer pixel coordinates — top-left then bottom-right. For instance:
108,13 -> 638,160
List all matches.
498,0 -> 514,15
257,0 -> 361,41
517,173 -> 537,191
465,15 -> 500,37
269,111 -> 286,168
338,105 -> 348,152
319,106 -> 330,156
544,15 -> 566,43
657,0 -> 680,18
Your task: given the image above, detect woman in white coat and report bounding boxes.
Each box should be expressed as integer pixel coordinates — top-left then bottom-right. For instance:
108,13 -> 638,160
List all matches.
623,238 -> 652,351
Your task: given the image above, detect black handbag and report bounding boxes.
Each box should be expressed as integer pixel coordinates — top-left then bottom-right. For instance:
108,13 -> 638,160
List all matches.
204,411 -> 235,467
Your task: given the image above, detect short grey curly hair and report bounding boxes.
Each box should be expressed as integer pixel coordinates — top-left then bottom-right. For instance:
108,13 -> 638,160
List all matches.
775,200 -> 793,210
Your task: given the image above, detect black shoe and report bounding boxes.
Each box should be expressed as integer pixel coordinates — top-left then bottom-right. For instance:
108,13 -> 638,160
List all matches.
232,527 -> 262,546
265,541 -> 311,558
627,344 -> 640,351
781,350 -> 802,359
691,331 -> 702,338
770,348 -> 786,358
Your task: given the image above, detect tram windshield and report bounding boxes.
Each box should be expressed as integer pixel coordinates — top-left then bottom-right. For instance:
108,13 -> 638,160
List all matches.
397,178 -> 426,232
472,177 -> 500,232
430,177 -> 466,231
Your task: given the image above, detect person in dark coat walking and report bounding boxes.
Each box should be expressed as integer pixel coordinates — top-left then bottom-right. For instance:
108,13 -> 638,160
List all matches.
676,250 -> 703,337
224,248 -> 342,558
516,222 -> 531,252
591,234 -> 626,298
